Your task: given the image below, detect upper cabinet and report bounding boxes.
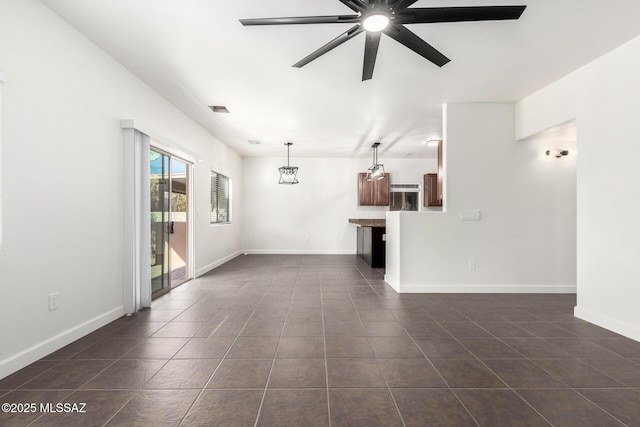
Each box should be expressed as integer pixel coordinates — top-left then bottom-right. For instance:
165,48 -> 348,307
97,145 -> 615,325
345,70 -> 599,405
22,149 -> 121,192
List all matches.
358,173 -> 390,206
425,140 -> 443,207
424,173 -> 442,206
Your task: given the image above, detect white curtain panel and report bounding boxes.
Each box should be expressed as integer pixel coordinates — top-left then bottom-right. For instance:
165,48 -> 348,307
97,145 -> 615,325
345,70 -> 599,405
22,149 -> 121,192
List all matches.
123,126 -> 152,313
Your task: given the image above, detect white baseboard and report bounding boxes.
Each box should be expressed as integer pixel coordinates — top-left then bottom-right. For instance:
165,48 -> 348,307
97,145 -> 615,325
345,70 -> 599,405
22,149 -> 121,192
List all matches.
383,274 -> 401,292
242,249 -> 356,255
574,306 -> 640,342
0,306 -> 124,380
195,251 -> 242,277
388,283 -> 576,294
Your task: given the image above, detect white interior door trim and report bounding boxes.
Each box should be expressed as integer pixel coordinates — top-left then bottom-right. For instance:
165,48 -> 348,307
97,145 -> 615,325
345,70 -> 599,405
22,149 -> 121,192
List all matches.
121,119 -> 199,164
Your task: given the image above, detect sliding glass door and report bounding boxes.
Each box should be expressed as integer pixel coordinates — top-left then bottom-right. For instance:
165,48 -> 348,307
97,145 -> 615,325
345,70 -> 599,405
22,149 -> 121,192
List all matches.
169,157 -> 189,286
150,148 -> 190,297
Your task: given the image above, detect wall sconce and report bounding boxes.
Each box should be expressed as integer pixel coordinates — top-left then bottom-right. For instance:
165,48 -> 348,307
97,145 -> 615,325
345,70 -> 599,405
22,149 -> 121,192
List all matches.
426,139 -> 441,147
546,149 -> 569,158
278,142 -> 299,184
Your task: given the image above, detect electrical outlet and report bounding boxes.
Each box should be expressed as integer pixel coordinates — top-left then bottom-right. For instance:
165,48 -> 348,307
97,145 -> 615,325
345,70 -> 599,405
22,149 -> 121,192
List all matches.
48,293 -> 58,311
468,260 -> 477,271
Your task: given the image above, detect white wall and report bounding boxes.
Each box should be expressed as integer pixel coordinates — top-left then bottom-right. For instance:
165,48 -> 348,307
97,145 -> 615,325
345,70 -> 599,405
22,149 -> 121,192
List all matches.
385,103 -> 577,293
516,35 -> 640,341
0,69 -> 4,247
0,0 -> 242,378
242,157 -> 436,253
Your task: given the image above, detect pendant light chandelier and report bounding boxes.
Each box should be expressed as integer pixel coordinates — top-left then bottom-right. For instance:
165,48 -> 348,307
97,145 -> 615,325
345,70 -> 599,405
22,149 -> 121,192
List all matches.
366,142 -> 385,181
279,142 -> 299,184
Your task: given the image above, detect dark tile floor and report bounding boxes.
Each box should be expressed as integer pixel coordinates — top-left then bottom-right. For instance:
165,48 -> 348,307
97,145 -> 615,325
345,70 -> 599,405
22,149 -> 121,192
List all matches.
2,254 -> 640,426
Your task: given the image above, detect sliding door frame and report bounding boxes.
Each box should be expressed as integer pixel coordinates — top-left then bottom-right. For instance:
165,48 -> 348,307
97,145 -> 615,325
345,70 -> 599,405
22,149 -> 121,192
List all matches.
122,120 -> 195,313
150,146 -> 193,298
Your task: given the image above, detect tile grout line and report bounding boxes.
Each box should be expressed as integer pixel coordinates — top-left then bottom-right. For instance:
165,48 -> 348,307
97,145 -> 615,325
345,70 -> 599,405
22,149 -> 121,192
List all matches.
578,358 -> 637,388
93,392 -> 137,427
252,269 -> 297,427
175,277 -> 262,427
396,303 -> 483,426
20,320 -> 149,415
23,389 -> 79,427
349,279 -> 407,427
396,317 -> 481,427
10,257 -> 638,426
459,309 -> 635,403
420,306 -> 561,426
418,307 -> 510,426
571,388 -> 634,426
321,273 -> 332,427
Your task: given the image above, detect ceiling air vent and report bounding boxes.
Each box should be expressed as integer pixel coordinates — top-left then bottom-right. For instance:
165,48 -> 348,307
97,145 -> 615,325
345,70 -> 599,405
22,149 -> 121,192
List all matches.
209,105 -> 230,113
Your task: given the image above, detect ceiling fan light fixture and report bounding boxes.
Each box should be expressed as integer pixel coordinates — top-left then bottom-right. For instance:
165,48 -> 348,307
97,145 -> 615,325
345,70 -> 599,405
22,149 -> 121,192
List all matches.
240,3 -> 527,81
362,13 -> 390,32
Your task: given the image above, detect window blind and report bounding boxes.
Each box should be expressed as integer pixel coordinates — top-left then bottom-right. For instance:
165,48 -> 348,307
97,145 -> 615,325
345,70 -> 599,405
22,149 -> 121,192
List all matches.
210,171 -> 230,223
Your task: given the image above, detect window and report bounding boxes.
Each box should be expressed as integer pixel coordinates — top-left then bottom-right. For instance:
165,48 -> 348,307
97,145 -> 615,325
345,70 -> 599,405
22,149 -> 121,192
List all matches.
389,183 -> 420,211
210,171 -> 230,223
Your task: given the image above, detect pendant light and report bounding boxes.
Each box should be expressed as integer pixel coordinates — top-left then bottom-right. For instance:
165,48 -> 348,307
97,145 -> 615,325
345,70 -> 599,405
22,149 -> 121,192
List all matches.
366,142 -> 385,181
279,142 -> 299,184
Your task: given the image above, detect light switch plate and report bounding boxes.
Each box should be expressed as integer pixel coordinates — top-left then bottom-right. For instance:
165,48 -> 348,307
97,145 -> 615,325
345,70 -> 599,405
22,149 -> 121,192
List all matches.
48,293 -> 58,311
459,210 -> 482,221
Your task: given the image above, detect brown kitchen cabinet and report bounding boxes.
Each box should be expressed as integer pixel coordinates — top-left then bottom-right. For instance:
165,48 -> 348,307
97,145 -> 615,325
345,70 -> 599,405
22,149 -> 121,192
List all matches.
358,173 -> 390,206
424,140 -> 443,207
424,173 -> 442,206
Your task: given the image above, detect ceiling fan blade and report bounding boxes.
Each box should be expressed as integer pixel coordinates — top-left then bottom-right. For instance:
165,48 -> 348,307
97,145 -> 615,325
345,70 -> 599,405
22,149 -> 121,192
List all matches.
240,15 -> 360,26
385,25 -> 450,67
404,6 -> 527,24
339,0 -> 368,12
362,31 -> 382,81
293,25 -> 364,68
392,0 -> 420,12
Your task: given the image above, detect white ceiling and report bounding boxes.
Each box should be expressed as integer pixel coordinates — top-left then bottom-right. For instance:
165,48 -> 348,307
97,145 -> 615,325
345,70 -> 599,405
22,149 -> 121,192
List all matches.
40,0 -> 640,159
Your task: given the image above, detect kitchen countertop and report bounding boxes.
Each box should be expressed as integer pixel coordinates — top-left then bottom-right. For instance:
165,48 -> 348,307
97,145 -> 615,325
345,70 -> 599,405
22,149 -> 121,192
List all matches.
348,218 -> 386,227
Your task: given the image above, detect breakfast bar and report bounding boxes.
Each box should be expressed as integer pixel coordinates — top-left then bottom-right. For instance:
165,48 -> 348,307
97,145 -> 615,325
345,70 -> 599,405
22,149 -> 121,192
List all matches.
348,218 -> 386,268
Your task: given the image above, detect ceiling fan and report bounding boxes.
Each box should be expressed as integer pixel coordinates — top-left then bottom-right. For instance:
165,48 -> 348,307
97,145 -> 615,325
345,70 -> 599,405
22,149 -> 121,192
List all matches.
240,1 -> 526,81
